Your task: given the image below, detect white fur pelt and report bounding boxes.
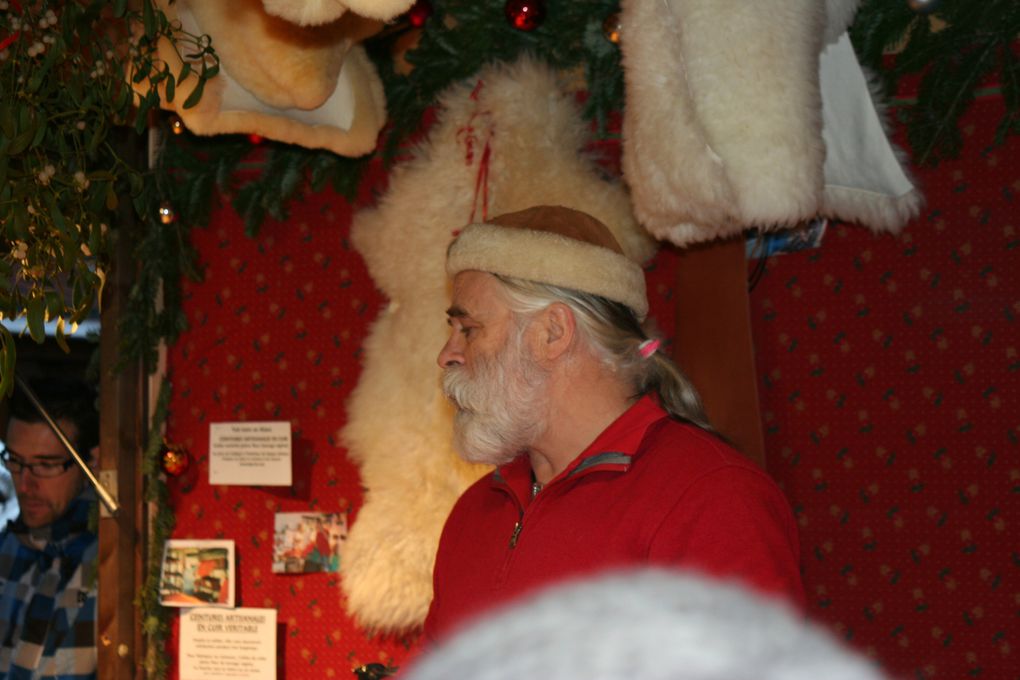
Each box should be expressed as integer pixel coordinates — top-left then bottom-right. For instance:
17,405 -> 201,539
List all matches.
340,55 -> 655,633
403,569 -> 891,680
620,0 -> 921,246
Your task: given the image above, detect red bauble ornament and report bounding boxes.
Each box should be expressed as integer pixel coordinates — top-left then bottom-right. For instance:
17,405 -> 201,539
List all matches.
407,0 -> 433,27
505,0 -> 546,31
160,442 -> 190,477
248,133 -> 264,145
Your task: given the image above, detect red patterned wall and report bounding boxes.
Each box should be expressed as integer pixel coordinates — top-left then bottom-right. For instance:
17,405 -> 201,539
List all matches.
162,163 -> 418,677
751,94 -> 1018,680
164,94 -> 1016,679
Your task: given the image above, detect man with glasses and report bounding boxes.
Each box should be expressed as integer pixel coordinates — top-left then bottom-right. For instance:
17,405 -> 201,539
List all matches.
0,376 -> 99,679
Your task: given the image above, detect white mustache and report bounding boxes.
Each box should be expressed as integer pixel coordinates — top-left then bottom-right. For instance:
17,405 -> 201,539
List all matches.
442,365 -> 488,414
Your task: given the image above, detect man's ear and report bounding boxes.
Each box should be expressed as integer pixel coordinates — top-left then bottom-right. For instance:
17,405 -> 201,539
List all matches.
531,302 -> 576,362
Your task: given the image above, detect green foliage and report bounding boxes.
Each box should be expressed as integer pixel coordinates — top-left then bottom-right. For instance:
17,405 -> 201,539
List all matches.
369,0 -> 623,160
851,0 -> 1019,165
136,378 -> 175,680
0,0 -> 218,390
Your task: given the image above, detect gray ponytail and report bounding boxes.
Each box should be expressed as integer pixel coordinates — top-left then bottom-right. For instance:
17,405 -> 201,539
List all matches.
494,276 -> 713,431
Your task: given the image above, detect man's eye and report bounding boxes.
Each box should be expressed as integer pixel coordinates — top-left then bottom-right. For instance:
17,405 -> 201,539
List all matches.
37,462 -> 62,470
461,327 -> 475,337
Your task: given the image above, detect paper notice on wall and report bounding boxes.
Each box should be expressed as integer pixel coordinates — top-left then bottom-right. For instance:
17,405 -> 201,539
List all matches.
209,421 -> 292,486
179,607 -> 277,680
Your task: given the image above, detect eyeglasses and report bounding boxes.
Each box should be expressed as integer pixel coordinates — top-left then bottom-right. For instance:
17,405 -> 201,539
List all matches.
0,448 -> 75,478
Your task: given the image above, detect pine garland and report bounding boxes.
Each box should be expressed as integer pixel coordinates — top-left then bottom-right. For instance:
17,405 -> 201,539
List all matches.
137,378 -> 175,680
850,0 -> 1019,165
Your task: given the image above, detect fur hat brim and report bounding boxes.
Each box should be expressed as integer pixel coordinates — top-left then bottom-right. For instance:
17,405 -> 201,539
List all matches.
448,216 -> 649,320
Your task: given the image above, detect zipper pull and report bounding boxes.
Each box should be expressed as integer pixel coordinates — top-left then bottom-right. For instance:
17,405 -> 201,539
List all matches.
508,521 -> 523,548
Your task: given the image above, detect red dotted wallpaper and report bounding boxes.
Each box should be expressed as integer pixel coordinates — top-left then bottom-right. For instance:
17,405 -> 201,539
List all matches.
163,93 -> 1016,679
751,94 -> 1018,680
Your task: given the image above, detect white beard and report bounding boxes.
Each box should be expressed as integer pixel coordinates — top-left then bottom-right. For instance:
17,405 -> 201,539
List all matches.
442,329 -> 550,467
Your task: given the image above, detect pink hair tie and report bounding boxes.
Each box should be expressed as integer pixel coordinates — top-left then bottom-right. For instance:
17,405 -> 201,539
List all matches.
638,339 -> 661,359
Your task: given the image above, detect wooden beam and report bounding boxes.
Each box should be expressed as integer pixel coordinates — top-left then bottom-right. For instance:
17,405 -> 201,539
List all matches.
97,133 -> 145,679
670,236 -> 766,466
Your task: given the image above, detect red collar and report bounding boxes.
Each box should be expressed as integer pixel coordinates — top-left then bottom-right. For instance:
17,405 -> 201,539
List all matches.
493,395 -> 669,497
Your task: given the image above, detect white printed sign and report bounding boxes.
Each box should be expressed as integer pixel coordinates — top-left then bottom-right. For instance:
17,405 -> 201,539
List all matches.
179,607 -> 277,680
209,421 -> 292,486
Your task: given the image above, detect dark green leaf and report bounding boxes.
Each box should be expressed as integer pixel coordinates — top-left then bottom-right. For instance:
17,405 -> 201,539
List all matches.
44,291 -> 64,318
26,297 -> 46,344
42,191 -> 69,234
9,129 -> 35,155
0,104 -> 14,139
182,77 -> 206,109
11,202 -> 30,240
0,327 -> 15,397
143,0 -> 156,37
133,61 -> 153,84
31,119 -> 46,149
54,319 -> 70,354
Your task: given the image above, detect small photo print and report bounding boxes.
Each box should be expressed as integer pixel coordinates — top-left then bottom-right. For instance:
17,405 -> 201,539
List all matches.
272,512 -> 347,574
160,540 -> 235,608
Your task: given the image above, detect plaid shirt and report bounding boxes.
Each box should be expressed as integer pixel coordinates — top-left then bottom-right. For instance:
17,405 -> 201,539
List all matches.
0,492 -> 97,680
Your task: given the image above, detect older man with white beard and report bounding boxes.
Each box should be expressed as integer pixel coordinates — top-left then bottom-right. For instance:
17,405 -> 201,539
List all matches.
423,205 -> 805,646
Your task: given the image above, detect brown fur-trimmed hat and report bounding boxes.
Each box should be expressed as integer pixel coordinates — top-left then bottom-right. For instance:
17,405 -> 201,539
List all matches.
447,205 -> 649,320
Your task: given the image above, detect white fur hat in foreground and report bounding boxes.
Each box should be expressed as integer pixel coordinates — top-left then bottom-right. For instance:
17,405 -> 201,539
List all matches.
448,205 -> 650,321
403,568 -> 890,680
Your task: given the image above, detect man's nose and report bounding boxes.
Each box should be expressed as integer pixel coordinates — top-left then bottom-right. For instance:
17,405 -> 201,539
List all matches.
15,470 -> 39,493
437,337 -> 464,369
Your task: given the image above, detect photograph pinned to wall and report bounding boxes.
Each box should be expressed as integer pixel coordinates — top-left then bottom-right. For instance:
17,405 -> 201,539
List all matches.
745,217 -> 829,260
160,539 -> 236,607
747,217 -> 829,291
272,512 -> 348,574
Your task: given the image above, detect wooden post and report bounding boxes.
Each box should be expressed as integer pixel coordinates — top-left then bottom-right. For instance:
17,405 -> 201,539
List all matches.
97,132 -> 145,678
670,236 -> 766,466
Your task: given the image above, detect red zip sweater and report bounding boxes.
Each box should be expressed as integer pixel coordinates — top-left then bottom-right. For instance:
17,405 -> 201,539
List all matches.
424,396 -> 805,644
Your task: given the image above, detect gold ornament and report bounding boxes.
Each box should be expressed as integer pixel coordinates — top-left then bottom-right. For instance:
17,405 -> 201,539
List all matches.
907,0 -> 940,13
158,201 -> 176,225
603,13 -> 622,44
159,441 -> 190,477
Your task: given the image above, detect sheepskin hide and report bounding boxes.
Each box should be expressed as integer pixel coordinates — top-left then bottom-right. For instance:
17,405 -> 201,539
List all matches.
619,0 -> 922,246
340,55 -> 654,633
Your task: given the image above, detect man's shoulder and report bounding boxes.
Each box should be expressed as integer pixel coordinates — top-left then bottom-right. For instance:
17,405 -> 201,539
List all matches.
640,418 -> 759,472
457,468 -> 500,502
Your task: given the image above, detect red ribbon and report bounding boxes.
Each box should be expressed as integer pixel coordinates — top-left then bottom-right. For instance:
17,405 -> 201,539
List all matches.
0,32 -> 19,52
456,80 -> 495,224
1,0 -> 25,52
